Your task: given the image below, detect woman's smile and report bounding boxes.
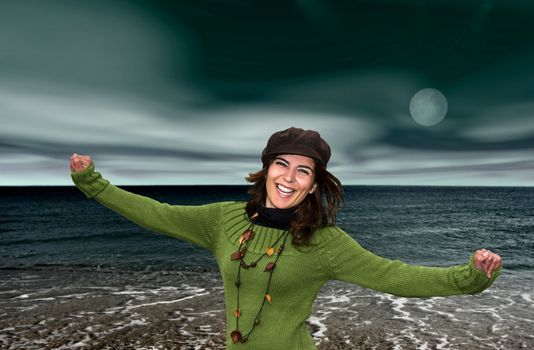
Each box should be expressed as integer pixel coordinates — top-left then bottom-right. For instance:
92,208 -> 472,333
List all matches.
276,183 -> 294,195
265,154 -> 317,209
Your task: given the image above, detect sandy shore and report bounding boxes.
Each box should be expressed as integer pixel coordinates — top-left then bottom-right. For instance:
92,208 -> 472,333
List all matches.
1,268 -> 532,349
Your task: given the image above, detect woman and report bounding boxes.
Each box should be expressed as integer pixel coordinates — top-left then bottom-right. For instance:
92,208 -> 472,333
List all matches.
70,127 -> 503,349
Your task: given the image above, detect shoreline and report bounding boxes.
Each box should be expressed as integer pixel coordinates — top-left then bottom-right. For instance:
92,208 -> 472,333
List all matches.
1,268 -> 532,349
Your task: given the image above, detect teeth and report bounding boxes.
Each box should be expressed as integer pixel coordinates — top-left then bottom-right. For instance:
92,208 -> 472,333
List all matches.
277,184 -> 294,193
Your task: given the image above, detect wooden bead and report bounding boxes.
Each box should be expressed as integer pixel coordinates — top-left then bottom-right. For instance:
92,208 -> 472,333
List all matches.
231,330 -> 242,344
230,251 -> 243,260
229,227 -> 289,344
266,247 -> 274,256
243,229 -> 254,241
264,262 -> 275,272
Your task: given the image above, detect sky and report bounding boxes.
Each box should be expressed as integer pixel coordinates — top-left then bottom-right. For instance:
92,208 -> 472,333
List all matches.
1,0 -> 534,186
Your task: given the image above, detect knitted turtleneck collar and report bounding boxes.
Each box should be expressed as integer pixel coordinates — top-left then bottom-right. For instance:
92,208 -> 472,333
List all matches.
253,205 -> 296,230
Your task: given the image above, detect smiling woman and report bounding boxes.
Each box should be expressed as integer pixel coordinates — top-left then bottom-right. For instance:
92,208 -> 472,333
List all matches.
70,127 -> 503,349
243,128 -> 343,247
264,154 -> 317,208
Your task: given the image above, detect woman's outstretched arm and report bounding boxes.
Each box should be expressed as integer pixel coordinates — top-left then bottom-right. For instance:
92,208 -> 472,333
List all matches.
69,153 -> 222,252
322,227 -> 502,297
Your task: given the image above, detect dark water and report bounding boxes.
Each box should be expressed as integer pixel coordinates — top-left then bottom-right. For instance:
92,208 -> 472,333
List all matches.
2,185 -> 533,272
1,185 -> 533,349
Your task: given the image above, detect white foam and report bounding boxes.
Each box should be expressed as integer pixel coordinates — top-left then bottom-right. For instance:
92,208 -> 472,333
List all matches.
71,336 -> 92,348
159,286 -> 179,291
521,293 -> 533,305
169,309 -> 197,322
38,318 -> 55,325
321,294 -> 351,303
389,296 -> 416,322
388,327 -> 427,350
16,304 -> 39,312
435,336 -> 450,349
86,314 -> 149,339
126,291 -> 210,311
418,342 -> 429,350
491,324 -> 502,333
111,290 -> 147,295
415,298 -> 460,322
86,286 -> 119,291
309,313 -> 329,345
103,306 -> 123,315
58,292 -> 93,299
0,289 -> 20,294
509,314 -> 534,324
470,334 -> 500,350
127,319 -> 149,326
12,286 -> 56,299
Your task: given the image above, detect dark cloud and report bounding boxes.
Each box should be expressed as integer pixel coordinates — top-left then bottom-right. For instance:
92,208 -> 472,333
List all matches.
1,0 -> 534,186
357,159 -> 534,176
374,129 -> 534,152
0,138 -> 258,163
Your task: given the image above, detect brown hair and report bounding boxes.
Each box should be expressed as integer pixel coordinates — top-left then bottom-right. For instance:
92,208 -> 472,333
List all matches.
245,156 -> 344,247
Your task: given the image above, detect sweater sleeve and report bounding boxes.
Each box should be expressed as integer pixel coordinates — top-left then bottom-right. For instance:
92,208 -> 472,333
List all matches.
70,163 -> 221,252
324,227 -> 501,297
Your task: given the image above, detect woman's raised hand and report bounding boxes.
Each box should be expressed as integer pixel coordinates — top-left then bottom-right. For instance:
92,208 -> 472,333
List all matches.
473,249 -> 503,278
70,153 -> 92,172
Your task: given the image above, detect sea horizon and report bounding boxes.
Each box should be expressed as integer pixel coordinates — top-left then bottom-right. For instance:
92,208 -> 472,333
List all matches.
2,183 -> 534,189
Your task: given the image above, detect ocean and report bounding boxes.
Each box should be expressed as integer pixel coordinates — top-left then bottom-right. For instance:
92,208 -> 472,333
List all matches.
1,185 -> 533,349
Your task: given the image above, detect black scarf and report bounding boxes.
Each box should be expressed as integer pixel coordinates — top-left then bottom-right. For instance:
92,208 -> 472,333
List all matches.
253,205 -> 296,230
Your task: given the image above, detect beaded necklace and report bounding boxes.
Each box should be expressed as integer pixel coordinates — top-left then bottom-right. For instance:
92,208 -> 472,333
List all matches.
229,211 -> 292,344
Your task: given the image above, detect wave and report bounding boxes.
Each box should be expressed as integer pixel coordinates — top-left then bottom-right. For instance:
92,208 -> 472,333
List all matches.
0,231 -> 140,246
0,263 -> 218,273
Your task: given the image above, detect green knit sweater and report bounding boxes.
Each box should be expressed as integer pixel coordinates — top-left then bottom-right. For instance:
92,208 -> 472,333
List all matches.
71,164 -> 500,350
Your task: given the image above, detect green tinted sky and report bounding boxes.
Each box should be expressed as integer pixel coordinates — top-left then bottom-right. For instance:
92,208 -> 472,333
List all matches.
1,0 -> 533,185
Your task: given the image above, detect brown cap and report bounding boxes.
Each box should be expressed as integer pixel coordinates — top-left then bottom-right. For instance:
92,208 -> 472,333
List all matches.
261,127 -> 331,167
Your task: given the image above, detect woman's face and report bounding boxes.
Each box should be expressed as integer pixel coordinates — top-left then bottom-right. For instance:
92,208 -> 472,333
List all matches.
265,154 -> 317,209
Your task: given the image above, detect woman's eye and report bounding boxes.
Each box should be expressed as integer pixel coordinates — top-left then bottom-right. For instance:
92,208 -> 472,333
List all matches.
275,161 -> 288,167
298,169 -> 310,175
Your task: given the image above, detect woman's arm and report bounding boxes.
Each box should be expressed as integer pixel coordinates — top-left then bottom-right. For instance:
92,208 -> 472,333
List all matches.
323,227 -> 502,297
70,154 -> 221,252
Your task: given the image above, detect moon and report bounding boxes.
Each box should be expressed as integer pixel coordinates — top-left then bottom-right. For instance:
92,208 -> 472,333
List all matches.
409,88 -> 448,126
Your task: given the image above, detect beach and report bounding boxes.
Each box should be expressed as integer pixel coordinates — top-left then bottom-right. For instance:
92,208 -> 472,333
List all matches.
1,185 -> 533,349
1,267 -> 532,350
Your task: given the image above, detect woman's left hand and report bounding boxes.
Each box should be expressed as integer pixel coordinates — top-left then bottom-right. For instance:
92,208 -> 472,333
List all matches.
473,249 -> 503,278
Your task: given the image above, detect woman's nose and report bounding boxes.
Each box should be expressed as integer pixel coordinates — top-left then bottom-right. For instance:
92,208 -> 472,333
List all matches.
284,167 -> 297,182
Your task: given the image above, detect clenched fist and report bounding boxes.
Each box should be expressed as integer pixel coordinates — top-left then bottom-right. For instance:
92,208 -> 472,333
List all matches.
70,153 -> 92,172
473,249 -> 502,278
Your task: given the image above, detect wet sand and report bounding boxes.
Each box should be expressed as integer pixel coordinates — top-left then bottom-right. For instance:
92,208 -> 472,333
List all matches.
1,268 -> 532,349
